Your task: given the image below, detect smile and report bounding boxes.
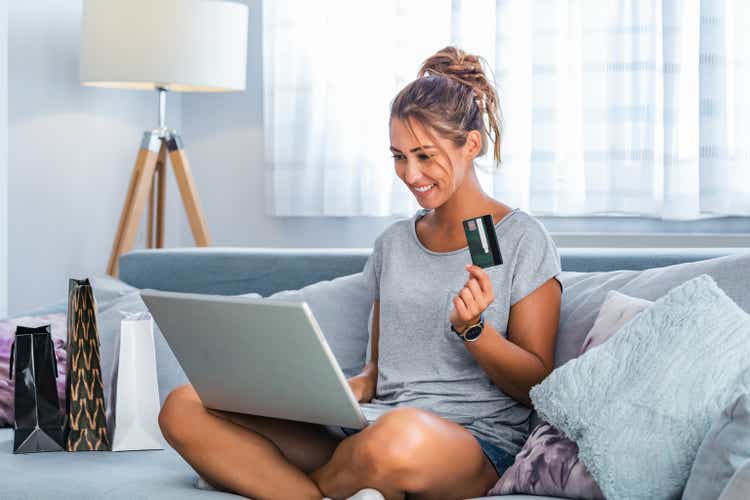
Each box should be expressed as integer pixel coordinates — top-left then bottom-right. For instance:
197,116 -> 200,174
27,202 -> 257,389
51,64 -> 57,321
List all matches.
413,183 -> 435,194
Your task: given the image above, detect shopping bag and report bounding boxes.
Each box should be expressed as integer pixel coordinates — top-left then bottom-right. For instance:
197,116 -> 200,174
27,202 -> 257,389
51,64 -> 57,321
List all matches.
65,278 -> 111,451
107,311 -> 163,451
10,324 -> 66,453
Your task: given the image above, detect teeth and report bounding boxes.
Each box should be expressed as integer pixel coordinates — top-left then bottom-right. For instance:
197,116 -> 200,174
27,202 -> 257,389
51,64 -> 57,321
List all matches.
414,184 -> 434,192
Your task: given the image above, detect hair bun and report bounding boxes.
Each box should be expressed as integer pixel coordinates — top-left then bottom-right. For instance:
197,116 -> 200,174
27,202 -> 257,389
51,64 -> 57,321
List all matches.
418,46 -> 486,91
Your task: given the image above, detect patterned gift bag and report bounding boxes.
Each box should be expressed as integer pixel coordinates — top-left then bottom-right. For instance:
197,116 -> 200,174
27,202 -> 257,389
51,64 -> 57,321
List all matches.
65,278 -> 110,451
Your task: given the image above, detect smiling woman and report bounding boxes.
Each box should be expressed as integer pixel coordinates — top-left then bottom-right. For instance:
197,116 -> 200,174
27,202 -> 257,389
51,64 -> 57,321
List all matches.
158,46 -> 562,500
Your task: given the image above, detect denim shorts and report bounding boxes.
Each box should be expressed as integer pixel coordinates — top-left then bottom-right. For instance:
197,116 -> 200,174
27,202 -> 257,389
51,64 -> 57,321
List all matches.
337,427 -> 515,477
473,436 -> 516,476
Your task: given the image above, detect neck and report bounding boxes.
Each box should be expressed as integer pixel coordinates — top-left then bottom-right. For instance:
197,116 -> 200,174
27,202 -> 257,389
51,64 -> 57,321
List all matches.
430,165 -> 495,229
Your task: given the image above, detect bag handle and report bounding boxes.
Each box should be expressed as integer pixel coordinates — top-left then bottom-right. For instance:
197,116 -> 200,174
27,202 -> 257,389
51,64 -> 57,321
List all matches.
9,340 -> 15,380
48,335 -> 58,378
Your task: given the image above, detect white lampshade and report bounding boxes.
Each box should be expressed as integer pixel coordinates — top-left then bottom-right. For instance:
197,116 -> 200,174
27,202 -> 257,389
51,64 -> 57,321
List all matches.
80,0 -> 248,92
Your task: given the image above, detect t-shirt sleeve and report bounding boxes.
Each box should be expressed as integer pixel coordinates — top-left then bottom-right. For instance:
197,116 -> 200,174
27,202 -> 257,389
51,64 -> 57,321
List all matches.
362,233 -> 383,302
510,217 -> 563,306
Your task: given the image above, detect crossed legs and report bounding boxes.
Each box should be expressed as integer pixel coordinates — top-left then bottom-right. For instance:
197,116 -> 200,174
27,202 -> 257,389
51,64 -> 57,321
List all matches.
159,384 -> 499,500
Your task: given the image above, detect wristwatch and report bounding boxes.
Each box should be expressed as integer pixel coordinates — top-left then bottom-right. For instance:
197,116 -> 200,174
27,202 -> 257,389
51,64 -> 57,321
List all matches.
451,312 -> 485,342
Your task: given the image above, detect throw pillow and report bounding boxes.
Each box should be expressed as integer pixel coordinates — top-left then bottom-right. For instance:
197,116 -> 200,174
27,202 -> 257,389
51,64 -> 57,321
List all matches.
242,272 -> 374,378
0,313 -> 68,427
553,251 -> 750,368
489,290 -> 652,498
530,274 -> 750,500
579,290 -> 653,354
683,391 -> 750,500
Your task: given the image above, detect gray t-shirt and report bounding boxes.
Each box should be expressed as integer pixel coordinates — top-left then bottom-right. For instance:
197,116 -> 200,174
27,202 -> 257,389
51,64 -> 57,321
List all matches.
360,207 -> 563,455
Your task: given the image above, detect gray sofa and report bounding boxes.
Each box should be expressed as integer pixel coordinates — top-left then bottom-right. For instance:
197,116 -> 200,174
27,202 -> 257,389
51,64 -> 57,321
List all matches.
1,246 -> 749,500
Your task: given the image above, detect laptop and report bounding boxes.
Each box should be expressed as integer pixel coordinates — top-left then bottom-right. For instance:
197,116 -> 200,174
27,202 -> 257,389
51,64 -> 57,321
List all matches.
140,289 -> 386,430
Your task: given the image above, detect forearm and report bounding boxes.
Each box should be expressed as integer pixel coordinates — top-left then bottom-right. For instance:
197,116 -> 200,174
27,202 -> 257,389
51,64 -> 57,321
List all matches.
463,322 -> 552,407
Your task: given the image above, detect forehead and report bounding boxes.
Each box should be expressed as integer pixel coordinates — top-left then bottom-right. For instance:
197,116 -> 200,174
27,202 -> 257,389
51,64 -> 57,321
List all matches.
389,118 -> 434,148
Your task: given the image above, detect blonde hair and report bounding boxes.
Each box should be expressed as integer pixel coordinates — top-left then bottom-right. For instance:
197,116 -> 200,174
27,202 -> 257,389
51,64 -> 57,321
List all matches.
391,46 -> 502,168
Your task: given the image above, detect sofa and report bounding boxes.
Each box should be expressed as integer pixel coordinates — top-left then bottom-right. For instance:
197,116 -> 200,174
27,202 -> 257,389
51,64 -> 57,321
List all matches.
1,246 -> 749,500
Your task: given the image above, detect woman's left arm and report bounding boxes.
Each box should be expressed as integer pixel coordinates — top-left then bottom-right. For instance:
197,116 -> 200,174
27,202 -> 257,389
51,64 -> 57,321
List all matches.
452,265 -> 562,407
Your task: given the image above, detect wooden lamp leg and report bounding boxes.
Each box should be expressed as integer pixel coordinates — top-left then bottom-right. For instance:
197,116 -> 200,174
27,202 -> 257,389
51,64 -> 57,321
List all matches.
156,143 -> 167,248
106,132 -> 161,277
166,133 -> 211,246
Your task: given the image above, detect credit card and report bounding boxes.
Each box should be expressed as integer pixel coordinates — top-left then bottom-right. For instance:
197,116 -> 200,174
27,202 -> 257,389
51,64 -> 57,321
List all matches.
462,214 -> 503,268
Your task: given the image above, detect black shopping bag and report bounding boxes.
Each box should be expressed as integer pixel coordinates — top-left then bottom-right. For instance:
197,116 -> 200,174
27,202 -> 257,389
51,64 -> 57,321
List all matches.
10,324 -> 66,453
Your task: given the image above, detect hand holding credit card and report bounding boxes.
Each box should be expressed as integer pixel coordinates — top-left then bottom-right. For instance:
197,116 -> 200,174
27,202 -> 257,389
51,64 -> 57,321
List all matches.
462,214 -> 503,268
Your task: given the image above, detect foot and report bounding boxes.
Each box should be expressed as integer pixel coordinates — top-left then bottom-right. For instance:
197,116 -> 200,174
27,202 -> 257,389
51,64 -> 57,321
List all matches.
195,476 -> 218,491
323,489 -> 386,500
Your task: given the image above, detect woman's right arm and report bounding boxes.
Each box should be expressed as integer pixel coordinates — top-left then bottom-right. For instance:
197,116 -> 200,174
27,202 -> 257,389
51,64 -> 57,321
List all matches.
347,300 -> 379,403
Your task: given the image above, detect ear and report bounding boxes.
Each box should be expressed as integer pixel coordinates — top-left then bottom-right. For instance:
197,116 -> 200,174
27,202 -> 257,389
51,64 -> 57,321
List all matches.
464,130 -> 483,160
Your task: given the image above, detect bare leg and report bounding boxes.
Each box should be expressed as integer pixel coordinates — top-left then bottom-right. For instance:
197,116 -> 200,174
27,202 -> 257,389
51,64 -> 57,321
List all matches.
310,407 -> 499,500
159,384 -> 343,500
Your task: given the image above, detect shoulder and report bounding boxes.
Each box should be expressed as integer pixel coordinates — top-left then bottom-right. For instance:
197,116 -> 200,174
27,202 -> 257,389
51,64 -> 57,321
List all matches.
498,208 -> 553,243
371,210 -> 418,250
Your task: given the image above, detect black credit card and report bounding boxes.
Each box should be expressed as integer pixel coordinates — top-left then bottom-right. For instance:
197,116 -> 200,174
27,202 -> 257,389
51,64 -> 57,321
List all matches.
462,214 -> 503,268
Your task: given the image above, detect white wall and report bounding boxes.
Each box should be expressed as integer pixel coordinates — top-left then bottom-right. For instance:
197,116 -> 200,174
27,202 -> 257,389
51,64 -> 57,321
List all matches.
7,1 -> 183,315
0,2 -> 8,317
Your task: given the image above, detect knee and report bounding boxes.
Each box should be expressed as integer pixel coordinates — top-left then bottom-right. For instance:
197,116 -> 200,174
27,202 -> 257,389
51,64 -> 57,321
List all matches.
353,407 -> 432,490
159,384 -> 200,447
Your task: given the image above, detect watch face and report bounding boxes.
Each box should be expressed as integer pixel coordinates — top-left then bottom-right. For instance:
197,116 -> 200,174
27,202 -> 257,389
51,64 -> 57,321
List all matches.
464,325 -> 483,341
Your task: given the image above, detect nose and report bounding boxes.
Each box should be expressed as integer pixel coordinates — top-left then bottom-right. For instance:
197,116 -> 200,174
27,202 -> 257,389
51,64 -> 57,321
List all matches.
403,158 -> 424,185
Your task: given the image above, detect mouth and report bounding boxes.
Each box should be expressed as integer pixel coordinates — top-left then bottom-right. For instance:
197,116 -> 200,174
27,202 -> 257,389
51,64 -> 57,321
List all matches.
411,183 -> 436,197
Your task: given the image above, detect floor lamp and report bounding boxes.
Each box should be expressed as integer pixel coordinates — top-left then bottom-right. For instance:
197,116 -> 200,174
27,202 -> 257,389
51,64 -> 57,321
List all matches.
79,0 -> 249,277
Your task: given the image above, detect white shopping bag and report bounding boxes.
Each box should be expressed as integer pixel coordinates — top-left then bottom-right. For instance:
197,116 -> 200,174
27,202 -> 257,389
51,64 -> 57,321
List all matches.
107,311 -> 163,451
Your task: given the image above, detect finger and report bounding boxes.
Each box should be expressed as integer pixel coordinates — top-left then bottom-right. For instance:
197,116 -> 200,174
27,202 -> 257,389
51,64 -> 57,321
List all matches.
467,279 -> 485,309
459,288 -> 479,318
466,264 -> 493,299
454,296 -> 470,320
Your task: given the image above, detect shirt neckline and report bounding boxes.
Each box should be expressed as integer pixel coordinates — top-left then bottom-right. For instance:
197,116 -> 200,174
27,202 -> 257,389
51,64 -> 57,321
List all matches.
410,207 -> 520,256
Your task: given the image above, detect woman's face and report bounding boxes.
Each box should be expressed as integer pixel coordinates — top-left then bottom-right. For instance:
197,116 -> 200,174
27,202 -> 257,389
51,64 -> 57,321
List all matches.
389,118 -> 469,209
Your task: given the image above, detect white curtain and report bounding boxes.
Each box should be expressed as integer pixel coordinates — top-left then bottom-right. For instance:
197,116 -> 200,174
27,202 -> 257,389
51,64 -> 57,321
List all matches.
263,0 -> 750,220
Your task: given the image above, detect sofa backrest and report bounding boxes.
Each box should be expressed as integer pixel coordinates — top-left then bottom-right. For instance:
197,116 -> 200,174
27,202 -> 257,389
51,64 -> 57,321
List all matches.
119,247 -> 750,295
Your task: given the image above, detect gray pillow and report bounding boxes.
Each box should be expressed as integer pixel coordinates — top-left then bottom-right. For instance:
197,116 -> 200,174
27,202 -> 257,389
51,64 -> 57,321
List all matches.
531,274 -> 750,500
555,252 -> 750,368
251,272 -> 373,378
683,392 -> 750,500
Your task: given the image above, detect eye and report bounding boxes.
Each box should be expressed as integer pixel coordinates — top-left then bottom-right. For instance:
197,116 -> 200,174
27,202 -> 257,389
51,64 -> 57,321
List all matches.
391,154 -> 406,161
417,154 -> 433,161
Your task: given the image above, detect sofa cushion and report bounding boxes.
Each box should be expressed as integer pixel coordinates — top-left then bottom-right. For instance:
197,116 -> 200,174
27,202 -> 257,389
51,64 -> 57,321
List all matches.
554,251 -> 750,368
531,274 -> 750,500
243,272 -> 374,378
0,428 -> 241,499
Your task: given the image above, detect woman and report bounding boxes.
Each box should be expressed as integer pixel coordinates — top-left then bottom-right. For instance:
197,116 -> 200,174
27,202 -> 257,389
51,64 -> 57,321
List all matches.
159,46 -> 563,500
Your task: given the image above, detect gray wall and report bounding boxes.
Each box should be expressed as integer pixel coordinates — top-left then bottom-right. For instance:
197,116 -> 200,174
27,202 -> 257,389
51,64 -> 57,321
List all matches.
7,1 -> 184,315
1,2 -> 7,317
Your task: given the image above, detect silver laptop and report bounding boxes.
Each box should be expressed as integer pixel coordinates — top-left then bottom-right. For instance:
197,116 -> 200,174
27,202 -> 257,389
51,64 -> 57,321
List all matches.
140,289 -> 385,429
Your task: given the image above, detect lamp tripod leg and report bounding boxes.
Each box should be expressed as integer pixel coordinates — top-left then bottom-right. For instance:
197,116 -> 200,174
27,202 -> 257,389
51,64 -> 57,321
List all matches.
106,132 -> 161,277
166,133 -> 211,246
155,143 -> 167,248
